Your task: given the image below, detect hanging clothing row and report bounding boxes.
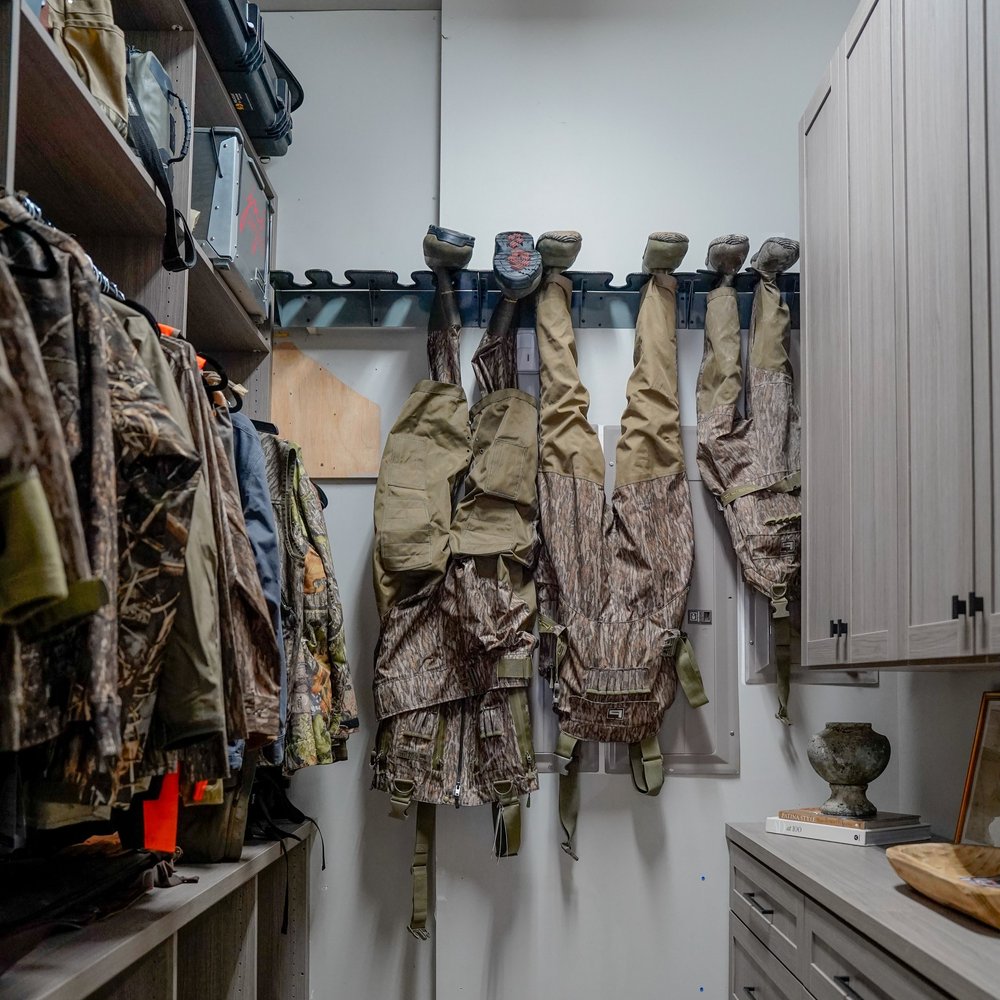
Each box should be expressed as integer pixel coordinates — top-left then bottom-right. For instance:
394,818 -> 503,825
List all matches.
0,193 -> 356,855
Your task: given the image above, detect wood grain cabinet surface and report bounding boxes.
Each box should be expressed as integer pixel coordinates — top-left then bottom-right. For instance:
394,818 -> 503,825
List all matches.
800,0 -> 1000,670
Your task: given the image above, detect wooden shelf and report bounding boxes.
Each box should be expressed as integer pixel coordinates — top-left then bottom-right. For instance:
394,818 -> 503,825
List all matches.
15,3 -> 163,237
186,243 -> 270,355
0,825 -> 312,1000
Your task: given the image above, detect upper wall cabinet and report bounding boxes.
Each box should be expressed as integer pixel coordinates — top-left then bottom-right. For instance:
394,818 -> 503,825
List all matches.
800,0 -> 998,669
982,0 -> 1000,656
801,53 -> 850,667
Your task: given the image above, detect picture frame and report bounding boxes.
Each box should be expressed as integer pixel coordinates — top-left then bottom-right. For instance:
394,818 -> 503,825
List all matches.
955,692 -> 1000,846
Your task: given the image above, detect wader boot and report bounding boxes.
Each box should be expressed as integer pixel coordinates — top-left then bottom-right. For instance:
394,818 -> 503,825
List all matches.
696,235 -> 801,723
371,230 -> 541,937
534,231 -> 707,860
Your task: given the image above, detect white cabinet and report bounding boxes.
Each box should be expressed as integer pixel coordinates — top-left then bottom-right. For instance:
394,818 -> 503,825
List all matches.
801,0 -> 1000,669
845,0 -> 898,664
898,0 -> 977,659
801,53 -> 850,667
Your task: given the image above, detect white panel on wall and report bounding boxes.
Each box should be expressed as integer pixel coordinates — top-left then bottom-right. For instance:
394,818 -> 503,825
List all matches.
264,10 -> 440,282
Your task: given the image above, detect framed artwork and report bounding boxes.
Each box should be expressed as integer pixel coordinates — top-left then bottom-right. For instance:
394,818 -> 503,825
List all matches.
956,692 -> 1000,846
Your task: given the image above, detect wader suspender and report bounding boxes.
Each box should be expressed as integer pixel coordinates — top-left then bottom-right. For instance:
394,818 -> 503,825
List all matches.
383,687 -> 532,934
543,620 -> 708,859
771,584 -> 791,726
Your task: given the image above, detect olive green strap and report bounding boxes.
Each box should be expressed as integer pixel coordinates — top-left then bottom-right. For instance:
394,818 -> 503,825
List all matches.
554,730 -> 581,860
388,778 -> 414,820
720,470 -> 801,507
492,780 -> 521,857
508,689 -> 535,770
771,586 -> 792,725
431,711 -> 447,772
408,801 -> 435,940
628,736 -> 665,797
673,634 -> 709,708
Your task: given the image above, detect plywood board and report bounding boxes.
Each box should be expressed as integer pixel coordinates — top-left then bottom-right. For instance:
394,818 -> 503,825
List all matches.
271,341 -> 381,479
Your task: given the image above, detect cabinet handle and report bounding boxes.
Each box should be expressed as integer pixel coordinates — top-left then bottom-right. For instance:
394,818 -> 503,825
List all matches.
834,975 -> 865,1000
837,619 -> 848,637
743,891 -> 774,917
969,592 -> 985,618
952,595 -> 968,619
830,619 -> 837,638
742,989 -> 757,999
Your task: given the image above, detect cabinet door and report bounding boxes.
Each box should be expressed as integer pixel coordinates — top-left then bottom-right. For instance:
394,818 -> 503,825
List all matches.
898,0 -> 975,659
801,55 -> 851,666
844,0 -> 898,664
973,0 -> 1000,654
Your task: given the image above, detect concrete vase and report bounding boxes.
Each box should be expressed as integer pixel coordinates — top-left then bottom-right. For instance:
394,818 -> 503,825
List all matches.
806,722 -> 891,819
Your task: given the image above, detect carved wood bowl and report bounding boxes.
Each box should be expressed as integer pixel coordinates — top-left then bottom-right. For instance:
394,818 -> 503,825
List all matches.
886,843 -> 1000,931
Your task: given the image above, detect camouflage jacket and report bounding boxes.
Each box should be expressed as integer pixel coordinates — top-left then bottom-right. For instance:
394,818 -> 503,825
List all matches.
162,338 -> 282,752
261,434 -> 355,771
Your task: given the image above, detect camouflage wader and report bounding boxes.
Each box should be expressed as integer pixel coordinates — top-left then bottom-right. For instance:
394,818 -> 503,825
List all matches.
372,260 -> 538,938
696,275 -> 800,723
534,270 -> 707,860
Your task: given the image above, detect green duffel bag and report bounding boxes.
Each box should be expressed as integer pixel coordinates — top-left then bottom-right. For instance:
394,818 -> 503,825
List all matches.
126,46 -> 191,190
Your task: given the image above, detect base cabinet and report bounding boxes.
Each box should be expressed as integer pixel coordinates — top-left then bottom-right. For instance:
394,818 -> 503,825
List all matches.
728,824 -> 1000,1000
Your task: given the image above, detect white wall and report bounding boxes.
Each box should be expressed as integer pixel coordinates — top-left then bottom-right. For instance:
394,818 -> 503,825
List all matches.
264,5 -> 994,999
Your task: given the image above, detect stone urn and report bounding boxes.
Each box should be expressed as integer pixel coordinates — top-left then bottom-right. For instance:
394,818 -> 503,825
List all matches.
806,722 -> 891,819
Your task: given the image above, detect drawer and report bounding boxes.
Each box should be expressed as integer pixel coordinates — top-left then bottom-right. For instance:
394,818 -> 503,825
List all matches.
804,899 -> 951,1000
731,911 -> 812,1000
731,844 -> 808,981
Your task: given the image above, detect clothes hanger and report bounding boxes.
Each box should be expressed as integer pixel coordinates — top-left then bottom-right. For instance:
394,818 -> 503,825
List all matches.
121,297 -> 162,337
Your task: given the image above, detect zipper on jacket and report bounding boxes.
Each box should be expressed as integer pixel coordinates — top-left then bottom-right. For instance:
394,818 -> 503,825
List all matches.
452,702 -> 466,809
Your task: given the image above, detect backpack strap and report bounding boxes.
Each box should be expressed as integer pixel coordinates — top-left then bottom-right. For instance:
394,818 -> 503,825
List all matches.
554,730 -> 581,861
771,585 -> 792,725
125,76 -> 196,272
628,736 -> 665,797
671,633 -> 709,709
492,780 -> 521,857
408,801 -> 435,940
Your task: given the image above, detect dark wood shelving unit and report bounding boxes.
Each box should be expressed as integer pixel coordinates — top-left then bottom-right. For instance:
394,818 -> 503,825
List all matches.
5,0 -> 274,391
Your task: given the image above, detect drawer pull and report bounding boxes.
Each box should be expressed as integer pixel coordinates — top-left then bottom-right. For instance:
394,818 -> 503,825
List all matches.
742,989 -> 757,999
835,975 -> 865,1000
744,891 -> 774,917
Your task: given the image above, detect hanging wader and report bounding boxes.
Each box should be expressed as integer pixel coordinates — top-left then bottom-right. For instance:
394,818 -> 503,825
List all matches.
371,269 -> 538,938
696,275 -> 801,723
534,271 -> 707,860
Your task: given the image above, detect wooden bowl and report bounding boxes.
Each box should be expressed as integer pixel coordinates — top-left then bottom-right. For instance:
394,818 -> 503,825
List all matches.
886,843 -> 1000,931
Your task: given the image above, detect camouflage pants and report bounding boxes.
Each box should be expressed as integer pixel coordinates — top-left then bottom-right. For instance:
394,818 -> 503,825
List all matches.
372,272 -> 539,809
535,272 -> 698,747
696,277 -> 800,721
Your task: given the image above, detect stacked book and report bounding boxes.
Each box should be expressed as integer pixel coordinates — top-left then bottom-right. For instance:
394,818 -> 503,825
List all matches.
766,808 -> 932,846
